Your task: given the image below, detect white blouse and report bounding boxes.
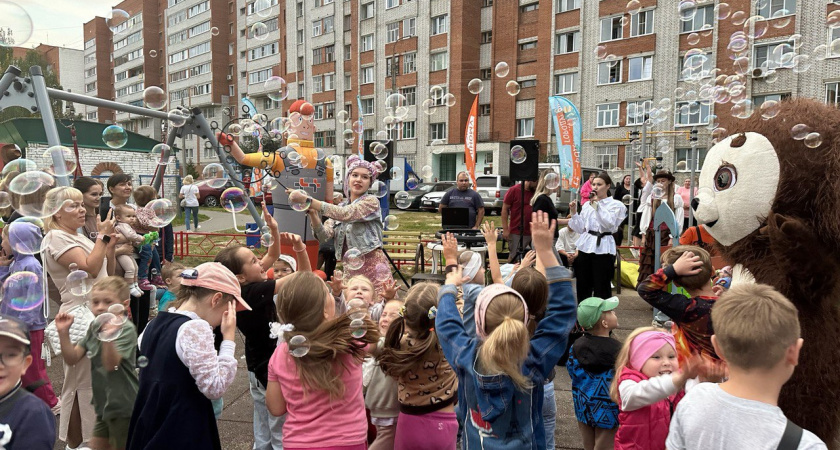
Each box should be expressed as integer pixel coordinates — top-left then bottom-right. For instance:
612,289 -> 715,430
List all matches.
638,182 -> 685,235
569,197 -> 626,255
138,310 -> 237,400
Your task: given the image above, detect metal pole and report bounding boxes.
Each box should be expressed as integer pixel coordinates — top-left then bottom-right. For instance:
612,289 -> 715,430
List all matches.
0,66 -> 21,99
151,130 -> 178,191
30,66 -> 69,187
688,130 -> 698,228
46,87 -> 171,121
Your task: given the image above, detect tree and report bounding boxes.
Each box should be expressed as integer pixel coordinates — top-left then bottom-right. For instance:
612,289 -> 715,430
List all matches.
184,161 -> 199,179
0,48 -> 64,123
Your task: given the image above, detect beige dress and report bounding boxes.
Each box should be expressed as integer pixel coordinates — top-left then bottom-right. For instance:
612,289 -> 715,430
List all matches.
42,229 -> 109,442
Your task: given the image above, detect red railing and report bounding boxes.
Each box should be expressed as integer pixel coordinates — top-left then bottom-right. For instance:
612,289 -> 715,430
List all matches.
173,231 -> 268,259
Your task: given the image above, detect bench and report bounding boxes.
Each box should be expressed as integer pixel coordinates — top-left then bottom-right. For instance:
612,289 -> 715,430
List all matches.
382,231 -> 423,270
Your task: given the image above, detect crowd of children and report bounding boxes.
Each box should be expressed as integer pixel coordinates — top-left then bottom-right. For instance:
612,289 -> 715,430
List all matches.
0,192 -> 832,450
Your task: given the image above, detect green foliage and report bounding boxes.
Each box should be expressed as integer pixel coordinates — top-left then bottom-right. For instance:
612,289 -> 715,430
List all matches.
0,47 -> 65,122
184,161 -> 199,178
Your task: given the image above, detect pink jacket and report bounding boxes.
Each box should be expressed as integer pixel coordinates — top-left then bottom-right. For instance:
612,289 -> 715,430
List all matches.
614,367 -> 684,450
580,180 -> 593,203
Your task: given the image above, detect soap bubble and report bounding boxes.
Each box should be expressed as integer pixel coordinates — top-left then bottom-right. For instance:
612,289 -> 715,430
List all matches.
791,55 -> 811,74
147,198 -> 178,227
389,167 -> 403,181
42,146 -> 76,177
350,318 -> 367,338
108,303 -> 128,325
652,185 -> 665,200
8,171 -> 54,196
759,100 -> 780,120
202,163 -> 228,188
506,81 -> 521,96
771,9 -> 791,28
168,109 -> 189,127
251,22 -> 268,40
149,49 -> 158,58
143,86 -> 167,110
260,233 -> 274,247
343,129 -> 355,145
337,110 -> 350,124
374,263 -> 391,282
421,98 -> 435,115
678,0 -> 697,22
429,85 -> 445,100
594,45 -> 607,59
731,10 -> 747,26
731,100 -> 754,119
622,194 -> 632,206
67,268 -> 92,297
254,0 -> 273,17
421,165 -> 433,179
288,335 -> 310,357
137,356 -> 149,368
395,191 -> 411,209
218,188 -> 245,213
443,93 -> 456,107
804,132 -> 823,149
828,10 -> 840,28
102,125 -> 128,149
511,145 -> 526,164
94,313 -> 123,342
6,221 -> 41,256
744,16 -> 768,39
211,27 -> 220,36
149,144 -> 172,166
348,298 -> 367,320
370,181 -> 388,198
687,33 -> 700,45
790,124 -> 811,140
343,249 -> 364,270
468,78 -> 483,95
1,159 -> 36,177
715,2 -> 731,20
544,172 -> 560,190
626,0 -> 641,15
384,215 -> 399,231
1,271 -> 43,311
107,9 -> 131,35
227,123 -> 242,137
0,192 -> 9,209
494,61 -> 509,78
290,189 -> 311,211
385,93 -> 407,111
829,39 -> 840,57
375,131 -> 389,143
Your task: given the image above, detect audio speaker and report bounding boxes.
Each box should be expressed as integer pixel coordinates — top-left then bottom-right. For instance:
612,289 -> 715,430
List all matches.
363,140 -> 395,181
508,139 -> 540,181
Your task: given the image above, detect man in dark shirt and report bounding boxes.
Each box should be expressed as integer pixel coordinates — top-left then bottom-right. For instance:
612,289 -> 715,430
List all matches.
439,172 -> 485,229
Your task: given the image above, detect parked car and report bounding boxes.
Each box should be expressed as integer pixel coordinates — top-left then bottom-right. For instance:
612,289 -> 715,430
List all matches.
419,182 -> 456,211
475,175 -> 514,215
196,180 -> 234,207
393,183 -> 437,210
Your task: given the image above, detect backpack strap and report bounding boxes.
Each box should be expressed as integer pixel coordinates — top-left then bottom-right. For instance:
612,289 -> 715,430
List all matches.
776,419 -> 803,450
694,226 -> 704,245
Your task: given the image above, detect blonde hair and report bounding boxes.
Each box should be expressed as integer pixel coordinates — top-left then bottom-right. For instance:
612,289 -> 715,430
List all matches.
477,293 -> 532,390
711,284 -> 800,370
378,283 -> 441,379
530,168 -> 556,206
610,326 -> 659,403
92,276 -> 130,301
133,185 -> 157,207
161,262 -> 186,281
343,275 -> 375,298
184,175 -> 194,185
661,245 -> 714,290
42,187 -> 84,231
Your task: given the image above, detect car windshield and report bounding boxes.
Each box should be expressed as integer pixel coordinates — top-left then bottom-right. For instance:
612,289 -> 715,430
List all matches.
476,178 -> 497,187
416,184 -> 434,193
435,184 -> 452,191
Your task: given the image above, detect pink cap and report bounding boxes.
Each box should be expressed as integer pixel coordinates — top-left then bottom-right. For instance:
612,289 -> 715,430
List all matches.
180,262 -> 251,311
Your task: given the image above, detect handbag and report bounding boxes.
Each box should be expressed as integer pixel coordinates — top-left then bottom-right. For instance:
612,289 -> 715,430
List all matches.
44,303 -> 94,356
180,198 -> 187,207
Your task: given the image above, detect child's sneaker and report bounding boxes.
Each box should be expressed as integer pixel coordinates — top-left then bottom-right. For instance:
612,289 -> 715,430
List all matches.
151,275 -> 166,287
130,283 -> 143,297
138,279 -> 154,291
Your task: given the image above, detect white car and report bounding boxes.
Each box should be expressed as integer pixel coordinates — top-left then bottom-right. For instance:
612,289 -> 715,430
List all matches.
419,182 -> 455,211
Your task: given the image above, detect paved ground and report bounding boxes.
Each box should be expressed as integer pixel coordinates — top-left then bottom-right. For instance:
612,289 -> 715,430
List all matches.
172,208 -> 253,233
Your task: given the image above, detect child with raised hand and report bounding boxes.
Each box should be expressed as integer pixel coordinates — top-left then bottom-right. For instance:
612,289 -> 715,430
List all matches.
637,246 -> 720,361
377,283 -> 459,449
667,284 -> 827,450
567,297 -> 621,450
436,211 -> 577,449
55,276 -> 138,450
265,271 -> 380,450
0,316 -> 56,449
127,262 -> 248,449
610,327 -> 704,450
364,298 -> 403,450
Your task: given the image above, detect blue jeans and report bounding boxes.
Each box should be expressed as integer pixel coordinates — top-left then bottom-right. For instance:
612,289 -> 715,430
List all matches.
185,206 -> 199,230
248,371 -> 285,450
543,381 -> 557,449
137,244 -> 159,280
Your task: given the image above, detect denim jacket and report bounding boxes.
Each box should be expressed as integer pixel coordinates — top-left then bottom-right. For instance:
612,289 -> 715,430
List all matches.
312,194 -> 383,259
436,266 -> 576,450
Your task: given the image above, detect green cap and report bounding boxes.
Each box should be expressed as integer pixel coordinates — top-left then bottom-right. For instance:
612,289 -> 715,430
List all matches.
577,296 -> 619,329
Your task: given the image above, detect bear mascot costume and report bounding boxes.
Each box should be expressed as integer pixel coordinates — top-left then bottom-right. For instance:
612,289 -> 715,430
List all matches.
692,98 -> 840,446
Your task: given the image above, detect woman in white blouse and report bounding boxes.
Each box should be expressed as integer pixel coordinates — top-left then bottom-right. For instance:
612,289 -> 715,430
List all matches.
568,172 -> 627,301
636,166 -> 684,285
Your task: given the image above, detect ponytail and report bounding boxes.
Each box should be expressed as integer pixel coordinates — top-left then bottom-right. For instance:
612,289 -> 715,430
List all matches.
377,283 -> 440,379
476,293 -> 533,391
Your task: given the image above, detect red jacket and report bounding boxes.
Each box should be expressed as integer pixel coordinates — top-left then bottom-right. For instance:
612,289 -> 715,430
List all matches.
614,367 -> 684,450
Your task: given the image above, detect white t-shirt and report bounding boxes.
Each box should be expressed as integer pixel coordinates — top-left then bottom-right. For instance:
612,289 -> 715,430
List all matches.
667,383 -> 827,450
180,184 -> 200,207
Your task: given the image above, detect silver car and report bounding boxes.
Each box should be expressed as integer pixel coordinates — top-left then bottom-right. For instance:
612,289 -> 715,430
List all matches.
475,175 -> 514,215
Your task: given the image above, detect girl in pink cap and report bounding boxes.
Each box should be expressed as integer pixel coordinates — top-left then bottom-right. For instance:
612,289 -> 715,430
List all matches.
609,327 -> 703,450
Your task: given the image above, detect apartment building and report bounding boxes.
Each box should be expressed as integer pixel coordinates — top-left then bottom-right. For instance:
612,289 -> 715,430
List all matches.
11,44 -> 85,117
82,17 -> 116,124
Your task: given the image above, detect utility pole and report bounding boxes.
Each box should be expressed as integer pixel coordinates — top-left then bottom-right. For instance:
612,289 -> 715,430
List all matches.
627,128 -> 641,244
688,127 -> 699,228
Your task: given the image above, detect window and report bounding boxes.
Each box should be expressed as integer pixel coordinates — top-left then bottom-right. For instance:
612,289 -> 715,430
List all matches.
386,56 -> 399,76
247,0 -> 277,15
168,10 -> 186,26
596,103 -> 620,128
361,98 -> 374,114
312,48 -> 322,64
361,2 -> 375,19
432,87 -> 449,106
481,31 -> 492,44
189,21 -> 211,38
480,68 -> 492,79
830,27 -> 840,57
249,68 -> 272,84
679,52 -> 714,78
600,16 -> 623,42
84,38 -> 95,50
402,121 -> 416,139
344,44 -> 351,60
313,104 -> 325,119
757,0 -> 795,18
520,2 -> 538,12
403,52 -> 416,73
431,15 -> 448,35
430,123 -> 447,140
676,148 -> 707,172
754,40 -> 796,69
554,72 -> 578,94
297,56 -> 304,69
249,42 -> 278,61
387,22 -> 399,42
323,16 -> 334,33
114,31 -> 142,50
400,86 -> 416,105
516,118 -> 535,137
556,0 -> 579,13
313,20 -> 322,36
519,41 -> 537,50
314,130 -> 337,147
598,60 -> 622,84
626,100 -> 652,126
675,101 -> 711,126
361,66 -> 374,84
628,56 -> 653,81
361,34 -> 374,51
187,0 -> 209,18
324,73 -> 335,91
430,52 -> 448,71
85,81 -> 96,93
403,18 -> 416,37
87,111 -> 97,120
325,45 -> 335,62
192,83 -> 211,96
345,74 -> 351,89
479,104 -> 490,116
296,1 -> 303,16
344,14 -> 352,30
297,30 -> 304,44
85,67 -> 96,77
520,79 -> 537,88
313,76 -> 324,93
753,93 -> 790,107
483,0 -> 493,6
595,146 -> 618,170
555,31 -> 580,54
681,5 -> 713,33
386,0 -> 399,8
630,10 -> 654,37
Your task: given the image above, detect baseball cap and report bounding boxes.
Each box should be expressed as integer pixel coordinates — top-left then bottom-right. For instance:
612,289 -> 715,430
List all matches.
577,296 -> 619,329
277,254 -> 297,272
180,262 -> 251,311
0,315 -> 31,347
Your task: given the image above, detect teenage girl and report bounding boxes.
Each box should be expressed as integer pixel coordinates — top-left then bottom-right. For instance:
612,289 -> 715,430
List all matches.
436,211 -> 577,449
127,262 -> 249,449
265,271 -> 380,450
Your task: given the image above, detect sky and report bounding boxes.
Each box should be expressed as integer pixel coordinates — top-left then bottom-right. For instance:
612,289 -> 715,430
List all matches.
7,0 -> 117,50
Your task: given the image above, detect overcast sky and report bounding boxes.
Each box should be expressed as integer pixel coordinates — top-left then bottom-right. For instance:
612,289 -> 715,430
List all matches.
13,0 -> 117,50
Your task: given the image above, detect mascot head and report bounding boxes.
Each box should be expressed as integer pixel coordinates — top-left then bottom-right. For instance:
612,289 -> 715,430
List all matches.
288,99 -> 315,141
693,98 -> 840,253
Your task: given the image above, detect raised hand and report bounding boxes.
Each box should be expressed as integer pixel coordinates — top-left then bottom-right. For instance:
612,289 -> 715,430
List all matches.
442,232 -> 459,264
97,209 -> 116,235
445,264 -> 469,287
286,189 -> 309,204
382,278 -> 400,300
480,222 -> 497,246
280,232 -> 305,252
54,312 -> 75,334
530,211 -> 557,253
221,301 -> 237,341
672,251 -> 703,276
262,202 -> 279,231
328,270 -> 344,296
520,250 -> 536,268
569,200 -> 578,215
